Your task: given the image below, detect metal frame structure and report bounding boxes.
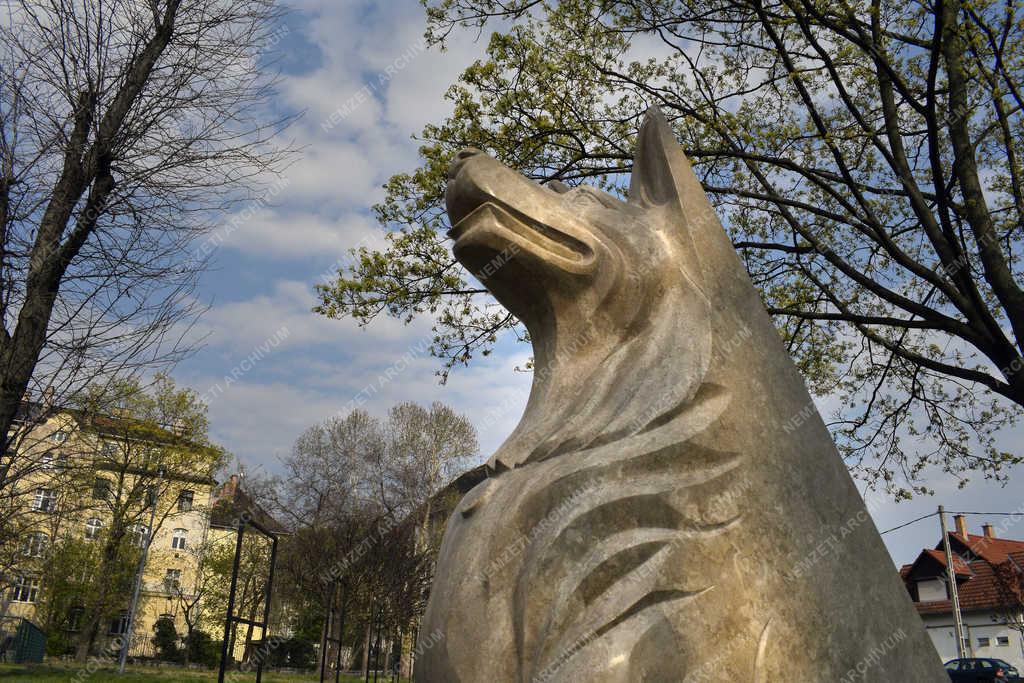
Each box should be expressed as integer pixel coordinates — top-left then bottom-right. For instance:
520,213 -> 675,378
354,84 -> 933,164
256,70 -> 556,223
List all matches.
218,515 -> 280,683
319,580 -> 348,683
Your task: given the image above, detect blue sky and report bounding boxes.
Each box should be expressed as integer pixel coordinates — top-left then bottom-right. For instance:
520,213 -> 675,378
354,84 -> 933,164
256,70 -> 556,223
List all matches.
172,0 -> 1024,568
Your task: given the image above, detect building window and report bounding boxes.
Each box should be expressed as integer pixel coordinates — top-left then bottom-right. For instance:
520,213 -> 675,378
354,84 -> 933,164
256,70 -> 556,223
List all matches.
997,636 -> 1010,646
50,430 -> 68,444
67,606 -> 84,632
92,477 -> 111,501
978,637 -> 991,647
171,528 -> 187,550
101,441 -> 118,458
129,524 -> 149,548
32,487 -> 57,512
178,490 -> 194,512
23,532 -> 48,557
108,612 -> 129,635
163,569 -> 181,592
146,485 -> 158,508
11,577 -> 39,603
84,518 -> 103,540
40,452 -> 65,470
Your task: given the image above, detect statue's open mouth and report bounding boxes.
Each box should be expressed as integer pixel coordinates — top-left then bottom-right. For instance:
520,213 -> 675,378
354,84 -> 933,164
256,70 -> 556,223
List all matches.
447,200 -> 593,266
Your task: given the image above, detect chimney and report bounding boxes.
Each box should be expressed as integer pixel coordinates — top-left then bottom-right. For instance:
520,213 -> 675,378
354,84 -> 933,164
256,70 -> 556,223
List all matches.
983,523 -> 996,539
954,514 -> 969,537
219,474 -> 239,502
42,387 -> 55,410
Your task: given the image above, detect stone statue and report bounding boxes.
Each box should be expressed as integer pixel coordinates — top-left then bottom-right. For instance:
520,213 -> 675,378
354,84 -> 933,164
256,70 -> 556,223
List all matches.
416,107 -> 947,682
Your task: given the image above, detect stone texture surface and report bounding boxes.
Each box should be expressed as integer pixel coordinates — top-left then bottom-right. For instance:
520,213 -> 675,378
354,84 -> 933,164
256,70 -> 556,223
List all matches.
415,107 -> 948,682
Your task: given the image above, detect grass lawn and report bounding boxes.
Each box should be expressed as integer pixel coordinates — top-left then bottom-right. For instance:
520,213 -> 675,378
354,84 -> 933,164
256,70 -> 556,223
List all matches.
0,663 -> 400,682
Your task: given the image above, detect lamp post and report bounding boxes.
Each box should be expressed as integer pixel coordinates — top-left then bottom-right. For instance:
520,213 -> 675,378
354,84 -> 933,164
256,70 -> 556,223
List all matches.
118,465 -> 166,674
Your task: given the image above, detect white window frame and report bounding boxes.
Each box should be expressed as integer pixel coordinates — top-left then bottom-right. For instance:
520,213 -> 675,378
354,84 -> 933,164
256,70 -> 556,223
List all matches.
92,477 -> 111,500
32,487 -> 57,512
23,531 -> 48,557
11,576 -> 39,603
50,430 -> 68,444
85,517 -> 103,540
163,568 -> 182,592
171,528 -> 187,550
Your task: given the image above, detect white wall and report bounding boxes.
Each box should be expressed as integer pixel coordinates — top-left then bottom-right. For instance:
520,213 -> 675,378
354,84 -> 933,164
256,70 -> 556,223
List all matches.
922,612 -> 1024,671
918,579 -> 948,602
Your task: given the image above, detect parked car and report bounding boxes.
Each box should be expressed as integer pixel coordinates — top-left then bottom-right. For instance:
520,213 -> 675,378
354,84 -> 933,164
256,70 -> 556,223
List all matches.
945,658 -> 1022,682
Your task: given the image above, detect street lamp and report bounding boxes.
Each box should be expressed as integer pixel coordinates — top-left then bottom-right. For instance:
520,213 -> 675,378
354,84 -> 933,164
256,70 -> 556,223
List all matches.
118,464 -> 166,674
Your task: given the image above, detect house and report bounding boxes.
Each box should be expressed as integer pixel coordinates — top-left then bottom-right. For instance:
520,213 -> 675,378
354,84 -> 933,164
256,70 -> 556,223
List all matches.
900,515 -> 1024,670
2,399 -> 219,658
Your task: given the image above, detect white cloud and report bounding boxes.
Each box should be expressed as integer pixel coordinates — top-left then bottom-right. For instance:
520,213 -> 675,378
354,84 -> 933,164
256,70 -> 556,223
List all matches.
217,208 -> 383,259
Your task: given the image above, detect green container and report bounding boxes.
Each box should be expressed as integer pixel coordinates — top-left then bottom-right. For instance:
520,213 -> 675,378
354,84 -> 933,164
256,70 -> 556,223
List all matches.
12,618 -> 46,664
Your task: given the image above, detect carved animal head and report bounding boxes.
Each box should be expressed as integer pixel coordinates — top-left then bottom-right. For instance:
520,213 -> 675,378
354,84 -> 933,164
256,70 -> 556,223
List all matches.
446,108 -> 714,470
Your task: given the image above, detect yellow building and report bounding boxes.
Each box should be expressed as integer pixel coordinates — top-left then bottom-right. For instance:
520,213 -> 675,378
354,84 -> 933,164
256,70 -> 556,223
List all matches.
3,400 -> 219,659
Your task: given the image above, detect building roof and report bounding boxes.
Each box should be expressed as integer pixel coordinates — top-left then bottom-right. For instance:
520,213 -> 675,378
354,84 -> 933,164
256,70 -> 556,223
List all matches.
901,548 -> 970,582
209,475 -> 289,536
16,398 -> 210,448
12,400 -> 219,484
903,526 -> 1024,616
947,531 -> 1024,565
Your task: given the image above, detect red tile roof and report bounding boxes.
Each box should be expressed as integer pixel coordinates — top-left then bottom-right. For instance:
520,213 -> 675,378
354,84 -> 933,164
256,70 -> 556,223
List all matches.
904,531 -> 1024,616
948,532 -> 1024,565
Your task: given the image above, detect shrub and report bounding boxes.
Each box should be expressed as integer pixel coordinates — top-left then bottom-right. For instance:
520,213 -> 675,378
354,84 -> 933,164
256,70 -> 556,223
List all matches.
186,629 -> 221,668
151,617 -> 181,662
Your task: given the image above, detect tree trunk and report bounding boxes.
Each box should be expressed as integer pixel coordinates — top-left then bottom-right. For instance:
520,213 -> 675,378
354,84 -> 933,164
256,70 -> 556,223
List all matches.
242,600 -> 257,663
183,624 -> 192,666
319,609 -> 329,679
74,536 -> 121,662
74,616 -> 99,662
361,619 -> 371,678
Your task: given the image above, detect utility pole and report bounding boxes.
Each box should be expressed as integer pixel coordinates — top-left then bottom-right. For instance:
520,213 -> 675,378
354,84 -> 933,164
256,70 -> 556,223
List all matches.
119,465 -> 166,674
939,505 -> 967,659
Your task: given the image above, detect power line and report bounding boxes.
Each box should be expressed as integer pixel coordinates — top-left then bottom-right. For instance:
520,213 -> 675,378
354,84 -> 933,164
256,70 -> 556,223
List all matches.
947,510 -> 1024,516
879,511 -> 937,535
879,508 -> 1024,536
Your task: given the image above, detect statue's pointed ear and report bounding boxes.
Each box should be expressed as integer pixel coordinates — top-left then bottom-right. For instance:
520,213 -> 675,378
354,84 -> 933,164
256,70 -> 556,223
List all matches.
629,107 -> 723,288
629,106 -> 697,210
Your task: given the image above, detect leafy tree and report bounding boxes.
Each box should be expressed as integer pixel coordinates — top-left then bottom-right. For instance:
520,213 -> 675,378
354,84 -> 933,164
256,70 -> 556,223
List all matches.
992,557 -> 1024,639
152,616 -> 181,662
35,536 -> 116,656
266,403 -> 477,679
317,0 -> 1024,496
170,534 -> 230,666
65,374 -> 225,660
